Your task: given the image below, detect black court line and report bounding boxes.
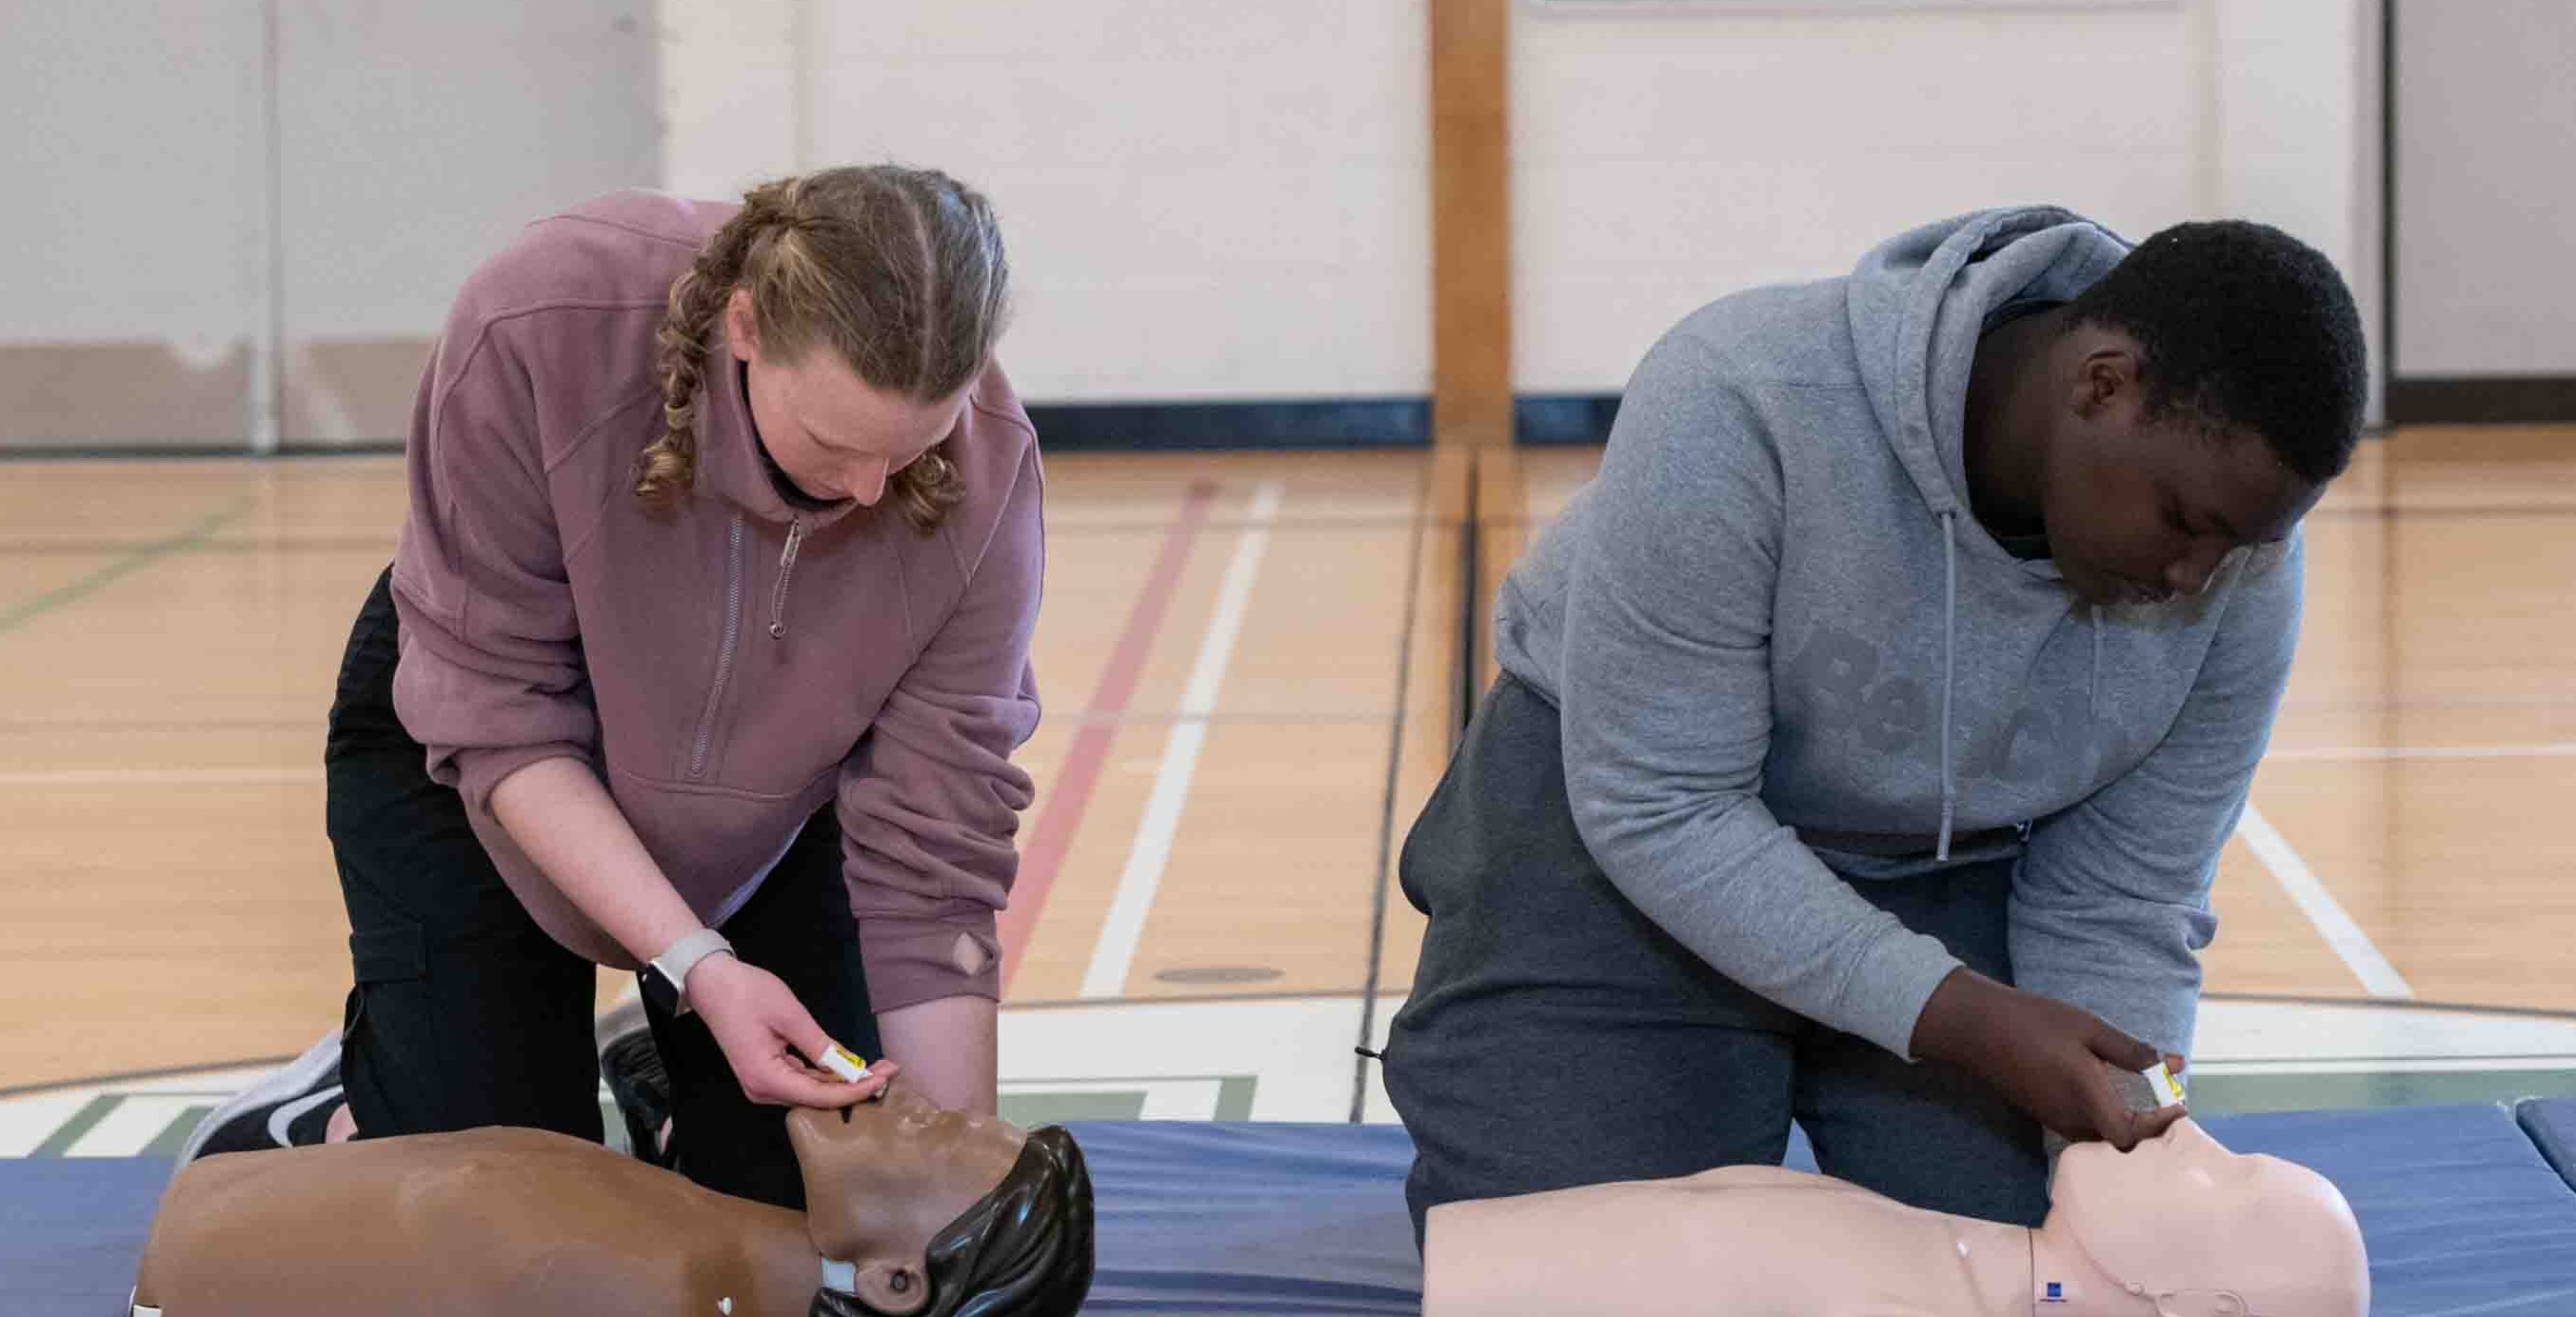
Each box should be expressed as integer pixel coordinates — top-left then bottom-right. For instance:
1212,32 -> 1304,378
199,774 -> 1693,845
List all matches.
1350,473 -> 1434,1123
0,1055 -> 298,1104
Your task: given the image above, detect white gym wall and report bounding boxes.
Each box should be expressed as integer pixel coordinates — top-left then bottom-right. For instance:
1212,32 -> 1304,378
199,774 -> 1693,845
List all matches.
2,0 -> 2388,445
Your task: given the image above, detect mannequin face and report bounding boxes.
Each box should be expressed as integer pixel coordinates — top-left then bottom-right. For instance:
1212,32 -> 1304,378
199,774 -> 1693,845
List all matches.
2051,1119 -> 2368,1317
786,1080 -> 1030,1313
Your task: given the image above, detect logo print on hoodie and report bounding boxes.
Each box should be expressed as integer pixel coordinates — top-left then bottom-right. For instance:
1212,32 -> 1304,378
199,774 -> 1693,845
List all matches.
1785,626 -> 1929,755
1791,623 -> 2104,785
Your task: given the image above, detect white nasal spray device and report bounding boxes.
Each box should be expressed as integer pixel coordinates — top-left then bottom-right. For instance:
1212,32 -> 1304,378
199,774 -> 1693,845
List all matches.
2141,1060 -> 2186,1108
816,1042 -> 873,1083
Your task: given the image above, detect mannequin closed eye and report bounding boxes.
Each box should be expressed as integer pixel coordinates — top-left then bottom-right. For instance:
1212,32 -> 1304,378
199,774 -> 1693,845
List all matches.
2150,1290 -> 2251,1317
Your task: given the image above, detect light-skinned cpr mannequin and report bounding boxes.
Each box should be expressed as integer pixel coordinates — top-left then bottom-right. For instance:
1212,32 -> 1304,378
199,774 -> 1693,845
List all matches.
129,1074 -> 1093,1317
1425,1118 -> 2367,1317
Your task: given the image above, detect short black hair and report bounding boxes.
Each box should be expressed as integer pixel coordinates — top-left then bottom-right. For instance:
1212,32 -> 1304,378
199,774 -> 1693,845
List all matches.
815,1125 -> 1094,1317
2068,220 -> 2367,485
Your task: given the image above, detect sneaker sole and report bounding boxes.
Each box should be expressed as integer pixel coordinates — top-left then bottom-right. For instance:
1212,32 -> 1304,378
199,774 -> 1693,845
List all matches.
173,1029 -> 344,1167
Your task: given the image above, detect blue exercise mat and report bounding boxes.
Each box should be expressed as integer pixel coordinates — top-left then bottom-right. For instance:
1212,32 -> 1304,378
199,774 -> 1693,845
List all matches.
0,1156 -> 168,1317
2207,1106 -> 2576,1316
8,1106 -> 2575,1316
2519,1098 -> 2576,1193
1074,1122 -> 1420,1313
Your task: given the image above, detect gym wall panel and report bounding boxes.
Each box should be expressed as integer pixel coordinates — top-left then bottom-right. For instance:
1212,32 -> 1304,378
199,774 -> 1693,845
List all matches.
0,0 -> 661,451
1509,3 -> 2202,394
801,0 -> 1436,405
2392,0 -> 2576,380
273,0 -> 662,445
0,2 -> 267,449
1511,1 -> 2381,402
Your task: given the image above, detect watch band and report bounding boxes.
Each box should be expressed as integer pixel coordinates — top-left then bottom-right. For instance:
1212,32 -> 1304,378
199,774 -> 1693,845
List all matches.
648,928 -> 735,1015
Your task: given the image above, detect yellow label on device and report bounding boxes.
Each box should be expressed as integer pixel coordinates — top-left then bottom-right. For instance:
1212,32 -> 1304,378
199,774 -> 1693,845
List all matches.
2142,1060 -> 2186,1107
819,1043 -> 872,1083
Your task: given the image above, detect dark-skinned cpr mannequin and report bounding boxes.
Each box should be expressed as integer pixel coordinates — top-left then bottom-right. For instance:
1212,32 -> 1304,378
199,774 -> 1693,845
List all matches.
1426,1118 -> 2367,1317
129,1075 -> 1091,1317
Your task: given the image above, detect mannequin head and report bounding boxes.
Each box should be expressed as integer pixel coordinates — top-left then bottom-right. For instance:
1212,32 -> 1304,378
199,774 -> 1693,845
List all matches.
2049,1118 -> 2368,1317
787,1080 -> 1093,1317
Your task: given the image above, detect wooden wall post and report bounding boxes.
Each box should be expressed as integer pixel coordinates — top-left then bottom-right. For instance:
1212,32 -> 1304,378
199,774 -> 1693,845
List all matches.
1430,0 -> 1513,450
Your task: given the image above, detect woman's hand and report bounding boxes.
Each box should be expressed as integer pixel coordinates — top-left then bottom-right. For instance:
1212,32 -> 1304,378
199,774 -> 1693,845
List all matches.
1910,968 -> 2187,1150
686,952 -> 896,1107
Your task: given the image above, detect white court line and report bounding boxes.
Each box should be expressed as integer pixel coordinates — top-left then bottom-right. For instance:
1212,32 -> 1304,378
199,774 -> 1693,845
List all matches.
1080,482 -> 1284,999
2265,742 -> 2576,762
0,767 -> 321,788
0,1091 -> 94,1158
998,1077 -> 1229,1121
2235,804 -> 2413,999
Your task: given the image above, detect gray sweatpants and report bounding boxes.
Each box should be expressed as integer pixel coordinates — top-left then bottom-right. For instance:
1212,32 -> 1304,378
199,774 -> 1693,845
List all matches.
1383,674 -> 2048,1243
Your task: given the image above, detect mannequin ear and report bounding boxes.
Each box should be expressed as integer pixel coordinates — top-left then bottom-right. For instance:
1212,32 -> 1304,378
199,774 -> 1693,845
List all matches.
852,1260 -> 931,1316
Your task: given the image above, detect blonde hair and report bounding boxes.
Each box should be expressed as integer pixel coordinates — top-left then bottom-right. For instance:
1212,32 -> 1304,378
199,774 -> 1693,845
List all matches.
641,167 -> 1010,531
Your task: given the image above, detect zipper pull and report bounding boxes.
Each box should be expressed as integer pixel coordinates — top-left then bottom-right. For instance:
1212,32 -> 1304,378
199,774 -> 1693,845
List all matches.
769,519 -> 805,639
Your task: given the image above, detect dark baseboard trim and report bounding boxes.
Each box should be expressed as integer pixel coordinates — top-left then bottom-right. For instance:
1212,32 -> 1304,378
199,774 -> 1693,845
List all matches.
3,392 -> 1643,461
1024,398 -> 1432,450
0,441 -> 403,461
1025,393 -> 1629,451
1515,393 -> 1622,445
2386,376 -> 2576,426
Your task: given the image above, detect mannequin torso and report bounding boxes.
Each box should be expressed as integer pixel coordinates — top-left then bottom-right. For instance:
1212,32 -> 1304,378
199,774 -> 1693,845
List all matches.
1428,1165 -> 2159,1317
1425,1121 -> 2366,1317
135,1127 -> 825,1316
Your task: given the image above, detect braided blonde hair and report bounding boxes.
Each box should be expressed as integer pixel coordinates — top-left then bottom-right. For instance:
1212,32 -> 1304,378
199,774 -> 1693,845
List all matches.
640,167 -> 1010,531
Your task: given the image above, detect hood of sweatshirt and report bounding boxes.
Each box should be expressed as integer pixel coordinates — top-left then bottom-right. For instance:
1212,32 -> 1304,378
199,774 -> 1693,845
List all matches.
1844,206 -> 2132,857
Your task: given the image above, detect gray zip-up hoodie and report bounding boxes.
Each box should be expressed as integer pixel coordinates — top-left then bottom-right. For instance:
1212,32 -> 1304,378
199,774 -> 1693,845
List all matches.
1493,207 -> 2300,1061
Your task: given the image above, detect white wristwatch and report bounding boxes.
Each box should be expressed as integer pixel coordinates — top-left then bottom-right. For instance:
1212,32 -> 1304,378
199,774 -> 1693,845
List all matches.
643,927 -> 735,1018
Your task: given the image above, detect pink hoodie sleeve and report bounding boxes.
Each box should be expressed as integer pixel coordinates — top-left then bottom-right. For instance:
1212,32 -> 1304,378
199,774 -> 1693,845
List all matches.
837,438 -> 1045,1010
388,312 -> 600,815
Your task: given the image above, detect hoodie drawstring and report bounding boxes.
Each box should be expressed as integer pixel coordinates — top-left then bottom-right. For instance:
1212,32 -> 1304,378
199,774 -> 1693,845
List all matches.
2088,605 -> 2104,721
1936,511 -> 1958,863
768,519 -> 805,640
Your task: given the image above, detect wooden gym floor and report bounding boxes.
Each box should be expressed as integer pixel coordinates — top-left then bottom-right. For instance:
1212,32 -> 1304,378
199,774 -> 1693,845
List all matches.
3,429 -> 2573,1143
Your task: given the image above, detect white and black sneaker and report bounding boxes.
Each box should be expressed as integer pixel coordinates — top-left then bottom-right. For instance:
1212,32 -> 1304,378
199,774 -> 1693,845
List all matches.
174,1030 -> 345,1164
596,1000 -> 674,1169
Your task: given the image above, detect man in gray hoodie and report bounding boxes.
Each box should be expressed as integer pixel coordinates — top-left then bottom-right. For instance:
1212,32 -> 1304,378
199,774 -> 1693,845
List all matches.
1384,207 -> 2368,1235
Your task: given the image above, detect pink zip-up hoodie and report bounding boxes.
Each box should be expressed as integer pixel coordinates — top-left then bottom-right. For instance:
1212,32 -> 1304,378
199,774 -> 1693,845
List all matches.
388,190 -> 1042,1011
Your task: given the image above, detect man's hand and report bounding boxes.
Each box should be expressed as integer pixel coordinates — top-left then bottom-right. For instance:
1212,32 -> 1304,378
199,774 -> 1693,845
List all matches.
1909,968 -> 2187,1150
687,952 -> 897,1108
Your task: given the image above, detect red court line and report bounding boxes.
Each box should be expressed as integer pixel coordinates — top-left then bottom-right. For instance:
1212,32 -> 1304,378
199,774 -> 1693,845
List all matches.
999,479 -> 1219,989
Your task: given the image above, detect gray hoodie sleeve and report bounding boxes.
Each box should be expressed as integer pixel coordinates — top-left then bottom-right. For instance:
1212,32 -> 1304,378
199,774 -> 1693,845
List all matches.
1556,331 -> 1965,1060
2010,533 -> 2305,1057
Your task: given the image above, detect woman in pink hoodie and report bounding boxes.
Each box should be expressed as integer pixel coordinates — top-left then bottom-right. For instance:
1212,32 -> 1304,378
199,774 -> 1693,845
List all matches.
182,169 -> 1046,1211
